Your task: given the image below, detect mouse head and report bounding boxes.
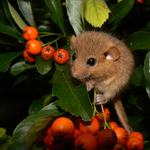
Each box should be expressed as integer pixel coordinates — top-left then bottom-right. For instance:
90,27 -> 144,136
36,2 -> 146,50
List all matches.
70,32 -> 121,81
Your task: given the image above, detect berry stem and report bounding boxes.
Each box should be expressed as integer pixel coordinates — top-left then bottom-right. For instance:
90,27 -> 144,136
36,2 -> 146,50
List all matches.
93,89 -> 97,117
100,104 -> 110,129
42,37 -> 61,47
38,32 -> 66,38
55,39 -> 59,50
94,88 -> 110,129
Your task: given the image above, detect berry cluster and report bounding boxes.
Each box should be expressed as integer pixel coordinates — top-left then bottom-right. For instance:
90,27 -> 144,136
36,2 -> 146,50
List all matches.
36,107 -> 144,150
22,26 -> 69,64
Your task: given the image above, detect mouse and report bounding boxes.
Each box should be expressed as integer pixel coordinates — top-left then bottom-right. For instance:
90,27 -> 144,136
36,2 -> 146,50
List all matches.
69,31 -> 135,134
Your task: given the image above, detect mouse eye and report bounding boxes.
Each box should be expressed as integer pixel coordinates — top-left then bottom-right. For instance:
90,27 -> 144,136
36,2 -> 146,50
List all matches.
86,58 -> 96,66
72,53 -> 76,61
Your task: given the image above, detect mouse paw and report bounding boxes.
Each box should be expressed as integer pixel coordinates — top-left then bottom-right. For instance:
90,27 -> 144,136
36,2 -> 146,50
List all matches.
95,94 -> 107,105
86,81 -> 94,92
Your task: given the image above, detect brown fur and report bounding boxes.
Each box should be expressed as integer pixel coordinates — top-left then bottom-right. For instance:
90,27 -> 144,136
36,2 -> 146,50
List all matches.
70,31 -> 134,134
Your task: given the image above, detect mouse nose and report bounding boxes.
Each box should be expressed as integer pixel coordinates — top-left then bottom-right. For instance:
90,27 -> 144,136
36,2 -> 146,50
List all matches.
71,67 -> 87,79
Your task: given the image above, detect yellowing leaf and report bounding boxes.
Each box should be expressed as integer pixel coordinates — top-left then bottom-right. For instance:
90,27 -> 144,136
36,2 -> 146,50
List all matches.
81,0 -> 111,28
0,128 -> 6,138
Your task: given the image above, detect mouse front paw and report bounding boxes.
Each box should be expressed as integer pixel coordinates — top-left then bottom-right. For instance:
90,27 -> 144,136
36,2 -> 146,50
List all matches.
95,94 -> 107,105
85,80 -> 94,92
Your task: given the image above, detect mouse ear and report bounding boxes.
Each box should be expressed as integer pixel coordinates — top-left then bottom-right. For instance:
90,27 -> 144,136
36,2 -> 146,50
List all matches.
70,35 -> 77,44
104,46 -> 120,60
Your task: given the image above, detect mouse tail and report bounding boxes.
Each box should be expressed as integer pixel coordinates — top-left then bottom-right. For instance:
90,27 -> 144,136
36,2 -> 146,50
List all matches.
114,98 -> 133,135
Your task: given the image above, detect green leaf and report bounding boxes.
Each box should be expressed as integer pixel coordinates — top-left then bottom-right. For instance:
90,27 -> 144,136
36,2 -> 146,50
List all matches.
130,65 -> 145,87
29,94 -> 53,115
53,69 -> 93,121
2,0 -> 24,40
36,55 -> 52,75
7,102 -> 63,150
45,0 -> 66,36
0,134 -> 12,150
0,128 -> 6,138
17,0 -> 36,27
55,62 -> 68,72
0,128 -> 12,150
0,9 -> 9,25
7,0 -> 28,30
0,39 -> 13,45
111,0 -> 134,22
123,91 -> 138,105
29,99 -> 46,116
129,116 -> 145,129
0,24 -> 24,42
0,51 -> 22,72
2,0 -> 19,32
66,0 -> 84,35
26,116 -> 56,149
82,0 -> 111,28
0,33 -> 22,46
144,51 -> 150,99
123,31 -> 150,50
10,60 -> 36,76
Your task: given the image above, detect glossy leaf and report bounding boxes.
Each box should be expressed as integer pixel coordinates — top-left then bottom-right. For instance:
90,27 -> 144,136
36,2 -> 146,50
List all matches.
7,102 -> 63,150
111,0 -> 134,22
130,65 -> 145,87
26,116 -> 56,149
53,69 -> 93,121
0,24 -> 24,42
2,0 -> 20,32
124,31 -> 150,50
1,0 -> 23,40
17,0 -> 36,27
82,0 -> 111,28
55,62 -> 68,72
66,0 -> 84,35
0,51 -> 22,72
36,55 -> 52,75
45,0 -> 66,36
0,34 -> 22,46
7,0 -> 28,30
10,60 -> 36,76
144,51 -> 150,99
29,94 -> 53,115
